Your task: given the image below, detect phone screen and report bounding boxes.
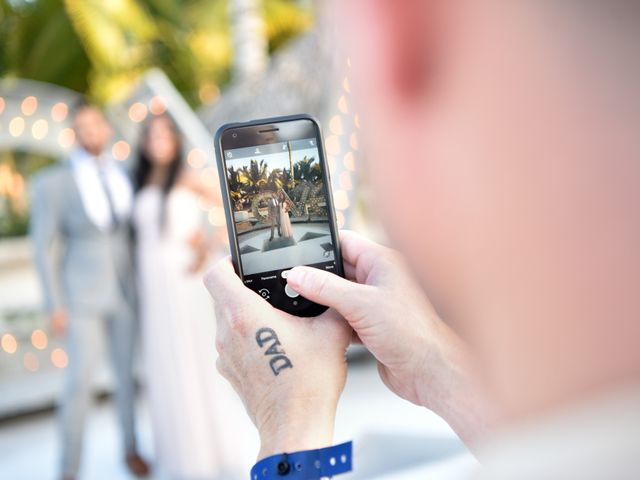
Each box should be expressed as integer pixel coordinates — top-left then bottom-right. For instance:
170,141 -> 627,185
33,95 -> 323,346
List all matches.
219,117 -> 341,315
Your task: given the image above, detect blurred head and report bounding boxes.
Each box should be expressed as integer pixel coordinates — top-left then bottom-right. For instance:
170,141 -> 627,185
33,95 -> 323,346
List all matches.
141,114 -> 181,167
73,103 -> 112,156
134,115 -> 183,227
340,1 -> 640,420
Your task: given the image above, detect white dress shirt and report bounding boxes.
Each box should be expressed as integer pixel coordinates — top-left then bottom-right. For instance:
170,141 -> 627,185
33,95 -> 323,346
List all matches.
70,148 -> 133,231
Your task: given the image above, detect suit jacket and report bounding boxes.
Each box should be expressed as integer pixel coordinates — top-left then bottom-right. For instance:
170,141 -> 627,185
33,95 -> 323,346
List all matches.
29,163 -> 136,316
267,197 -> 281,225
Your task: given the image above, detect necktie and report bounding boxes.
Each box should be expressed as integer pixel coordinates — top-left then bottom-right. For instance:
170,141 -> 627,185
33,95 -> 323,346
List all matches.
97,167 -> 119,230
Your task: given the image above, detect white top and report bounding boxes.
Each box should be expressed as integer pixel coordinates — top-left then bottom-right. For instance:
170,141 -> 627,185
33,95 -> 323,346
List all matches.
70,148 -> 133,231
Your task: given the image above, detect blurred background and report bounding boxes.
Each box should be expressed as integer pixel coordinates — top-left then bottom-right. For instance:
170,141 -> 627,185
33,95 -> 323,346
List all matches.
0,1 -> 472,478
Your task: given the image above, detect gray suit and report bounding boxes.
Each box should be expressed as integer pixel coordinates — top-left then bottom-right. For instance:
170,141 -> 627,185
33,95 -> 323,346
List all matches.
30,162 -> 138,477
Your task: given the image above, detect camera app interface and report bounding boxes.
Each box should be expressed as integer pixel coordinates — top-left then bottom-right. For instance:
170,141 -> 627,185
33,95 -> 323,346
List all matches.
224,138 -> 337,303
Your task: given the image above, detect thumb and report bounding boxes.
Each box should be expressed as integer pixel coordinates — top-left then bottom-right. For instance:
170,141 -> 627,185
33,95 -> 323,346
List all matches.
287,266 -> 374,320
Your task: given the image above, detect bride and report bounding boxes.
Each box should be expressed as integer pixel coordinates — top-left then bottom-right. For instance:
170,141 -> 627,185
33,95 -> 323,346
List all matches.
277,189 -> 295,239
133,114 -> 254,479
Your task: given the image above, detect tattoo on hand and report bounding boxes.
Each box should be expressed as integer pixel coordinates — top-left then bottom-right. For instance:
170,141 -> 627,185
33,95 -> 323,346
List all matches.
256,327 -> 293,376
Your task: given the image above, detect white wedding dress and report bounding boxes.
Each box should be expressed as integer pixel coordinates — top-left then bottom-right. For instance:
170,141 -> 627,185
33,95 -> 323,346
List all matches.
134,185 -> 256,480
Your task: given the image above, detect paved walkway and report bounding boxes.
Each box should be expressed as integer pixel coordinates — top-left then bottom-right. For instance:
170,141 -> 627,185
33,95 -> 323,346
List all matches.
0,357 -> 477,480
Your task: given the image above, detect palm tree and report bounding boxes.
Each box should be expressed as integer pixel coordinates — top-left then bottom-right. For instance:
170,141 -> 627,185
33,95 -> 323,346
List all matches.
227,165 -> 246,209
293,156 -> 321,183
0,0 -> 312,105
238,159 -> 268,195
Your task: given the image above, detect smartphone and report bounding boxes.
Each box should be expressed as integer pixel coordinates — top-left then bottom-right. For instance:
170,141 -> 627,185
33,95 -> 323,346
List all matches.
214,114 -> 344,317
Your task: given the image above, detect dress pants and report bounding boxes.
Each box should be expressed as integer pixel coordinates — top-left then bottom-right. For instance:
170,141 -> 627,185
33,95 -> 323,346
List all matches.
59,298 -> 137,477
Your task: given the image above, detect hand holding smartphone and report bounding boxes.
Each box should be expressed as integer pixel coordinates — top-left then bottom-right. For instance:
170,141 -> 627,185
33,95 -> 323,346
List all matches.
214,114 -> 344,317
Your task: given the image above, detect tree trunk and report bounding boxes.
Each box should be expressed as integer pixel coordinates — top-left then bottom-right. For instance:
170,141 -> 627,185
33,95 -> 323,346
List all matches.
229,0 -> 268,82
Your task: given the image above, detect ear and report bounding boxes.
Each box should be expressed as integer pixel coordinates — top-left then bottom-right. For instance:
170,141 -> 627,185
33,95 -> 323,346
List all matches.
339,0 -> 444,103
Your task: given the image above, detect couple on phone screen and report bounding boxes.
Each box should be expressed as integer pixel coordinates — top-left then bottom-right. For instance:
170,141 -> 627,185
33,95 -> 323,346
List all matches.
267,189 -> 294,242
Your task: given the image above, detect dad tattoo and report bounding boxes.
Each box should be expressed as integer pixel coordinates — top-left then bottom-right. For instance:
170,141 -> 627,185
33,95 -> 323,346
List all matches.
256,327 -> 293,376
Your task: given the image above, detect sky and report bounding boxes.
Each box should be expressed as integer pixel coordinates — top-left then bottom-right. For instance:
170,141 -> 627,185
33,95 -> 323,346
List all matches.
227,146 -> 319,173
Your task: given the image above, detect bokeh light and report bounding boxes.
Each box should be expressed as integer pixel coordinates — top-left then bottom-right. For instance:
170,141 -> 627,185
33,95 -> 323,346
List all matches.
187,148 -> 207,169
32,119 -> 49,140
337,95 -> 349,114
31,329 -> 48,350
0,96 -> 5,114
149,96 -> 167,116
333,189 -> 350,210
343,151 -> 355,171
354,114 -> 361,129
51,348 -> 69,369
349,132 -> 359,151
51,102 -> 69,122
58,128 -> 75,148
325,135 -> 341,156
112,140 -> 131,161
128,102 -> 148,123
335,210 -> 346,229
1,333 -> 18,354
21,96 -> 38,116
329,115 -> 344,135
9,117 -> 25,137
343,77 -> 351,93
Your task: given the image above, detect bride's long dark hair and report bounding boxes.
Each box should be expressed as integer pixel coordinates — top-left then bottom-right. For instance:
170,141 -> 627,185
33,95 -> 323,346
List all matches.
133,114 -> 183,230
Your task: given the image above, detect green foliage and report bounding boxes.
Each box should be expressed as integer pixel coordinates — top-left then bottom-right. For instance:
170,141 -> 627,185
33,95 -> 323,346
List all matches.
0,0 -> 313,105
293,156 -> 320,183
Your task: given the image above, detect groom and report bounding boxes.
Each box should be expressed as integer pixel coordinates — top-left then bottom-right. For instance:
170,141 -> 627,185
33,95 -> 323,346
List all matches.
267,194 -> 281,241
30,102 -> 150,480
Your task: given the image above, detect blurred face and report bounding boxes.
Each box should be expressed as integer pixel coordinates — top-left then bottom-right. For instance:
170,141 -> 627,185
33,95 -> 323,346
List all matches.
73,106 -> 112,156
144,117 -> 179,166
342,1 -> 640,417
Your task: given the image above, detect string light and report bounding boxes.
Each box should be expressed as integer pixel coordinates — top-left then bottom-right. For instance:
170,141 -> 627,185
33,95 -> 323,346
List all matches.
51,102 -> 68,122
329,115 -> 344,136
149,96 -> 167,115
31,329 -> 48,350
343,151 -> 355,171
324,135 -> 341,156
349,133 -> 359,151
337,96 -> 349,114
21,96 -> 38,116
187,148 -> 207,169
333,190 -> 350,210
32,119 -> 49,140
9,117 -> 25,137
58,128 -> 75,148
1,333 -> 17,354
112,140 -> 131,161
342,77 -> 351,94
51,348 -> 68,369
128,102 -> 148,123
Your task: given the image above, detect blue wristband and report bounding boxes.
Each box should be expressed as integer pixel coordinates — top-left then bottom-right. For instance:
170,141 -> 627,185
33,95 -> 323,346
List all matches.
250,441 -> 353,479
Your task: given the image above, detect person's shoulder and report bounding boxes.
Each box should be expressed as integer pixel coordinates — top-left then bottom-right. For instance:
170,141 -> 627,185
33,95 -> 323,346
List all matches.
32,163 -> 72,188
